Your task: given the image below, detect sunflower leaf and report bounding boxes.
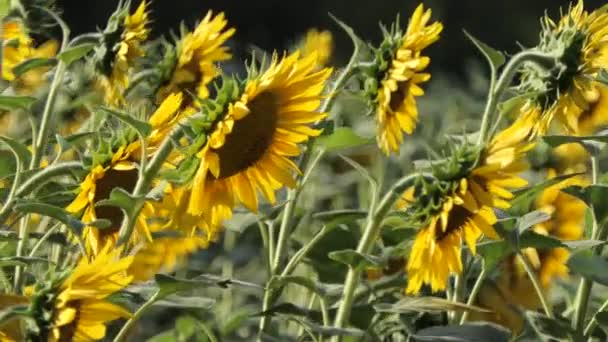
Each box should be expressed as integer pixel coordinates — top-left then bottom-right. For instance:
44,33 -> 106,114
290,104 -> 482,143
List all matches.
316,127 -> 373,152
411,322 -> 510,342
0,256 -> 52,267
519,231 -> 564,250
13,201 -> 85,235
510,173 -> 582,214
596,69 -> 608,86
374,297 -> 490,314
516,210 -> 551,235
329,249 -> 382,270
12,57 -> 57,76
464,30 -> 505,71
543,134 -> 608,155
0,95 -> 36,112
57,43 -> 96,65
98,107 -> 152,138
312,209 -> 368,228
567,251 -> 608,286
594,311 -> 608,335
526,312 -> 578,341
153,296 -> 215,309
0,135 -> 31,169
477,240 -> 510,270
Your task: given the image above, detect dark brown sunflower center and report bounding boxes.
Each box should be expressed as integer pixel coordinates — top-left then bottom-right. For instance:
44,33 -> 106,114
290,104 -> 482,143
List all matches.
435,205 -> 471,241
94,167 -> 139,231
388,81 -> 409,112
212,91 -> 279,179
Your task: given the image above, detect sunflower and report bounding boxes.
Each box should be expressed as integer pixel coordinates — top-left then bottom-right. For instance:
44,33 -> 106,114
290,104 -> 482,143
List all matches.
517,1 -> 608,135
375,4 -> 442,154
187,52 -> 332,230
66,147 -> 143,255
47,246 -> 133,341
405,118 -> 532,294
156,11 -> 235,103
468,279 -> 526,334
1,19 -> 58,92
98,0 -> 150,106
299,28 -> 333,67
532,170 -> 587,287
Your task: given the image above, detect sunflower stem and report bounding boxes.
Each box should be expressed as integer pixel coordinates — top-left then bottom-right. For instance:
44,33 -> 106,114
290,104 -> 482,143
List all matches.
332,173 -> 424,337
450,273 -> 465,324
518,251 -> 553,318
113,290 -> 161,342
477,50 -> 558,145
116,125 -> 182,247
460,259 -> 487,324
258,57 -> 359,338
584,296 -> 608,337
30,61 -> 67,170
573,156 -> 601,334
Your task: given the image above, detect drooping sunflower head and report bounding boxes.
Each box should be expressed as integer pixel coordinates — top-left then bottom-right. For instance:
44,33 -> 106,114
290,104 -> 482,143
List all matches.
7,0 -> 61,37
298,28 -> 333,67
184,52 -> 332,230
516,0 -> 608,134
155,11 -> 235,104
95,0 -> 150,106
27,246 -> 133,341
363,4 -> 442,155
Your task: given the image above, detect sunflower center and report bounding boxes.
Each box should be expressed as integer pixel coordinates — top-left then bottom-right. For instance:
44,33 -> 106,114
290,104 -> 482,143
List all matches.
94,166 -> 139,230
435,205 -> 471,241
388,81 -> 409,112
212,91 -> 279,179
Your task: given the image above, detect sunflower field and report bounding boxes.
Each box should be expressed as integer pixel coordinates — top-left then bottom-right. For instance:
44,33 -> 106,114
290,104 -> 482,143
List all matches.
2,0 -> 608,340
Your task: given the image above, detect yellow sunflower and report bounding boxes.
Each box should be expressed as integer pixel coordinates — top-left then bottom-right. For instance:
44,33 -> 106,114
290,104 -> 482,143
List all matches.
519,1 -> 608,135
299,28 -> 333,67
1,20 -> 58,92
376,4 -> 442,154
406,117 -> 532,294
532,170 -> 587,287
98,0 -> 150,106
156,11 -> 235,103
49,246 -> 133,341
187,52 -> 332,229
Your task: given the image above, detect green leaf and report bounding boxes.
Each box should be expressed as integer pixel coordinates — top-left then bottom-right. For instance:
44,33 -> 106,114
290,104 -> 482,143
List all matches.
269,276 -> 340,299
95,188 -> 140,222
412,323 -> 510,342
316,127 -> 372,152
328,13 -> 369,63
477,240 -> 510,270
562,239 -> 605,251
563,185 -> 608,225
374,297 -> 489,314
312,209 -> 367,228
12,58 -> 57,77
154,274 -> 231,298
0,256 -> 52,267
596,69 -> 608,86
595,311 -> 608,335
464,31 -> 505,70
159,156 -> 199,185
0,135 -> 31,168
519,231 -> 564,250
154,296 -> 215,309
510,173 -> 581,213
543,134 -> 608,155
328,249 -> 382,270
526,311 -> 578,340
98,107 -> 152,137
13,201 -> 85,235
339,154 -> 377,193
516,210 -> 550,234
567,251 -> 608,286
0,95 -> 36,112
57,43 -> 95,65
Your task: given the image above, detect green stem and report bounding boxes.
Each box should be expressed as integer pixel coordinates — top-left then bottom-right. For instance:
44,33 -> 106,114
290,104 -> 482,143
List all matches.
30,61 -> 67,169
332,173 -> 423,334
460,260 -> 487,324
116,126 -> 182,246
281,225 -> 330,277
451,273 -> 465,324
258,60 -> 358,338
0,142 -> 23,221
573,156 -> 600,334
28,222 -> 60,257
477,50 -> 558,145
16,161 -> 83,197
113,290 -> 160,342
518,251 -> 553,318
584,296 -> 608,337
13,215 -> 29,293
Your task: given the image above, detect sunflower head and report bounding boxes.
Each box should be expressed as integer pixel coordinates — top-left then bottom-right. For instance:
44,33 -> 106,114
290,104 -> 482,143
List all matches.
298,28 -> 333,67
26,247 -> 133,341
155,11 -> 235,104
94,0 -> 150,106
7,0 -> 61,36
361,4 -> 442,154
516,1 -> 608,134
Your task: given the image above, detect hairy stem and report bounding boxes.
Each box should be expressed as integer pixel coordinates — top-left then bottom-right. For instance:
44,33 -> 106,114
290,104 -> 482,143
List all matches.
460,260 -> 487,324
518,251 -> 553,318
113,290 -> 160,342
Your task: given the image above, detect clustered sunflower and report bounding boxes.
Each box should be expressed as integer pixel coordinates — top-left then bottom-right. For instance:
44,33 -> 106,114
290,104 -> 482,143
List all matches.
403,117 -> 533,294
517,0 -> 608,136
369,4 -> 442,155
